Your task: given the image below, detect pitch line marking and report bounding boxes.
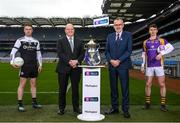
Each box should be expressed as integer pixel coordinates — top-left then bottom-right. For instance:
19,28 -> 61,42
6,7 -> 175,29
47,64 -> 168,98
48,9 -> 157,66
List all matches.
0,83 -> 71,94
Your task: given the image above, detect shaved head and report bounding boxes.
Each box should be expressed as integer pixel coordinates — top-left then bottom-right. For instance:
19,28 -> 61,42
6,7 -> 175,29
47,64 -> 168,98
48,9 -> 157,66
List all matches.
65,23 -> 75,37
65,23 -> 74,29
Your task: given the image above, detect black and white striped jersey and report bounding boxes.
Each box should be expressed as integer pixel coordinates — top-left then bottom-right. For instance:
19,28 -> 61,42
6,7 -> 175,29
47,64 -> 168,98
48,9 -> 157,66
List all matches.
10,36 -> 42,66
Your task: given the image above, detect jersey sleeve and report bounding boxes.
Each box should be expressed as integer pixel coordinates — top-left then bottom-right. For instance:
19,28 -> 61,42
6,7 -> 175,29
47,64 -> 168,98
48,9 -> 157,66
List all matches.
164,38 -> 169,45
36,41 -> 42,67
10,39 -> 21,64
143,40 -> 147,52
36,41 -> 41,51
141,40 -> 147,67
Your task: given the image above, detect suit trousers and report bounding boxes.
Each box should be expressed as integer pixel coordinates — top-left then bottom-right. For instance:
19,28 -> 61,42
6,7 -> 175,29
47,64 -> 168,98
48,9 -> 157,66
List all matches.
58,68 -> 81,111
109,68 -> 129,113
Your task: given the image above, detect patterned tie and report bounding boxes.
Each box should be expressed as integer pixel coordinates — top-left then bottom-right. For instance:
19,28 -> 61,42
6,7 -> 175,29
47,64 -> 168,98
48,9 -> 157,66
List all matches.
69,37 -> 74,52
115,33 -> 120,58
116,33 -> 120,41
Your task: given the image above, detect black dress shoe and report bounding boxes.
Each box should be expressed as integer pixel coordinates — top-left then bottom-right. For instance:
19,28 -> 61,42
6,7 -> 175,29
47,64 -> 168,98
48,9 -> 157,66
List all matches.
57,109 -> 64,115
123,112 -> 131,118
74,109 -> 82,114
105,108 -> 119,115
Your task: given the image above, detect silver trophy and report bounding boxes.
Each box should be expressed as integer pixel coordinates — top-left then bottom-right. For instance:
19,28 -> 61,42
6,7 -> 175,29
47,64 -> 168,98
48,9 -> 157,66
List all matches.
84,39 -> 101,66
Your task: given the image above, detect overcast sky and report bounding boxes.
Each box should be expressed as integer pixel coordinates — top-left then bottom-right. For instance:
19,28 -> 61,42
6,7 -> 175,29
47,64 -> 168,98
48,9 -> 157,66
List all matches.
0,0 -> 103,17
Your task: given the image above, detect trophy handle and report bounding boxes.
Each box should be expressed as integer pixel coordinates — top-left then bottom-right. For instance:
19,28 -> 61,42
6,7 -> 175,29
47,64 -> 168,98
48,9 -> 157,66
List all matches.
96,44 -> 100,49
84,44 -> 87,49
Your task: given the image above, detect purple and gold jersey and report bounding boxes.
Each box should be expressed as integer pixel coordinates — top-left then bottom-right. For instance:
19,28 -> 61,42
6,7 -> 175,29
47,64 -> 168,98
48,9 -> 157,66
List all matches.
143,38 -> 168,67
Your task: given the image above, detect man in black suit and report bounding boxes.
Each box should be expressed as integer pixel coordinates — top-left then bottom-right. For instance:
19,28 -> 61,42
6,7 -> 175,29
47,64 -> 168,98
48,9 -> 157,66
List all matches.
56,23 -> 84,115
105,18 -> 132,118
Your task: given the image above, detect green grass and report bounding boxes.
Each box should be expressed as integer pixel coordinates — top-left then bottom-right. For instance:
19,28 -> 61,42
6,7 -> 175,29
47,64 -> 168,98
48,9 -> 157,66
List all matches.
0,105 -> 179,122
0,63 -> 180,105
0,63 -> 180,122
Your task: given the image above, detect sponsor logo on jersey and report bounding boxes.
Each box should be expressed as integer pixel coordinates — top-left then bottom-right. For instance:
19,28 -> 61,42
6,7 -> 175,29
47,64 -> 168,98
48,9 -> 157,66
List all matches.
23,45 -> 36,50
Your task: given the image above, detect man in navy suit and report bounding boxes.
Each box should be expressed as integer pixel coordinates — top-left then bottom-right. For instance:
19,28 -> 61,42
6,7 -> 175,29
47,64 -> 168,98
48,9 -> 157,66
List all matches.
105,18 -> 132,118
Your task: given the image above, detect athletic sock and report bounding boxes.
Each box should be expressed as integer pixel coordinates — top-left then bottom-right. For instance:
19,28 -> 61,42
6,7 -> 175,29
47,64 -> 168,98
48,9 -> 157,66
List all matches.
18,100 -> 23,106
161,97 -> 166,106
32,98 -> 37,103
145,96 -> 151,104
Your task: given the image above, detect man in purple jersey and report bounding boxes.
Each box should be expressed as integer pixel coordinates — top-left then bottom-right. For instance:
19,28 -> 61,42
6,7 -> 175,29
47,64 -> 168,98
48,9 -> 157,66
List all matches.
141,24 -> 174,112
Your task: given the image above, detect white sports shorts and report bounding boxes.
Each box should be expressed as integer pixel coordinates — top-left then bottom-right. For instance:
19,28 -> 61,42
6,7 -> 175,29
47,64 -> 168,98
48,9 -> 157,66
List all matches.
146,66 -> 165,76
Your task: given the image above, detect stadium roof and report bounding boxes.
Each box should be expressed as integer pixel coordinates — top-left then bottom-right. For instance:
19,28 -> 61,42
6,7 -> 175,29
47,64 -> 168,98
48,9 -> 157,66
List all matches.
102,0 -> 178,23
0,0 -> 179,27
0,17 -> 95,27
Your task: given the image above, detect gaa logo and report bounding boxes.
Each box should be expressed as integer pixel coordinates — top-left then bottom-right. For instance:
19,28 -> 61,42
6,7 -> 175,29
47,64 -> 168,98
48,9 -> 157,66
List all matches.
157,45 -> 166,53
159,45 -> 165,51
84,97 -> 98,102
85,71 -> 99,76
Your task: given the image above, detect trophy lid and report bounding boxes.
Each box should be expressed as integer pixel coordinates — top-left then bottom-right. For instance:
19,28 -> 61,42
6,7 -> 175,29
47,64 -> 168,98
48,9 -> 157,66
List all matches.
87,39 -> 96,46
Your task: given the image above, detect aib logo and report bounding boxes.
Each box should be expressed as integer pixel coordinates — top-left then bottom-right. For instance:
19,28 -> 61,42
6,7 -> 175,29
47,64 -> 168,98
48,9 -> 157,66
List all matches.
84,97 -> 98,102
85,71 -> 99,76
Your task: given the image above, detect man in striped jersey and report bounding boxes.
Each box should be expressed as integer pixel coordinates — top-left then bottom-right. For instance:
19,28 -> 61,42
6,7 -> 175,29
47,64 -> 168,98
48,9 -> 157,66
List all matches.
10,24 -> 42,112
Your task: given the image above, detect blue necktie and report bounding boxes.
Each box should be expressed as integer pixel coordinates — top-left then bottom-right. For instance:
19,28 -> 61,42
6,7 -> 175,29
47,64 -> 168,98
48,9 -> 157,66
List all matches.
115,34 -> 119,59
116,33 -> 120,41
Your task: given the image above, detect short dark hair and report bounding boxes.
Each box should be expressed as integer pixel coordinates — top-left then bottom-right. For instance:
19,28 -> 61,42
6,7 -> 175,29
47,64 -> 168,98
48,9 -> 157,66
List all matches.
149,24 -> 158,29
24,23 -> 33,28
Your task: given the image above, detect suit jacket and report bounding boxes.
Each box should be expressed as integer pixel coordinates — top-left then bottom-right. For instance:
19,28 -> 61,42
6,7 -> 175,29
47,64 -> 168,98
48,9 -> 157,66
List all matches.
105,31 -> 132,69
56,36 -> 84,73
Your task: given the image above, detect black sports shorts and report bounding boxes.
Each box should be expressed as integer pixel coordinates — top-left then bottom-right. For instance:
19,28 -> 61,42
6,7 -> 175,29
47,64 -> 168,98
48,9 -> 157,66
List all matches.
19,63 -> 38,78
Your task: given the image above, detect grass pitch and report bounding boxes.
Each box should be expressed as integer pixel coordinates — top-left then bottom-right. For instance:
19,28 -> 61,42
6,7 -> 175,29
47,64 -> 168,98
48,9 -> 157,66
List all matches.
0,63 -> 180,122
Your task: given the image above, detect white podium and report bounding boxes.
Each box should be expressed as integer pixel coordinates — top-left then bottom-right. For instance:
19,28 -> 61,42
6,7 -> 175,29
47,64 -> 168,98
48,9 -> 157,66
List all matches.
77,65 -> 105,121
